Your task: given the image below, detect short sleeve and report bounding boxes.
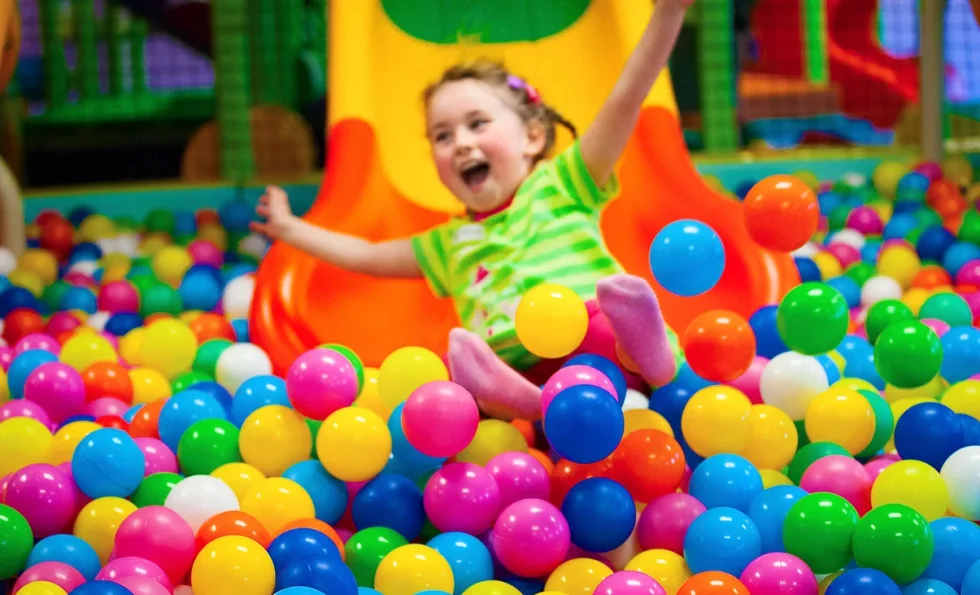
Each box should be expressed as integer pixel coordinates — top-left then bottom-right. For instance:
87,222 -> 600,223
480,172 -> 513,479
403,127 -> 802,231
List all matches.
550,139 -> 621,211
411,225 -> 452,298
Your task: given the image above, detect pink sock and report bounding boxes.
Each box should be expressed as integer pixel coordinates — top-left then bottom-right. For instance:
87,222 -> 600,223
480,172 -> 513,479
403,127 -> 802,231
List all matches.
596,274 -> 677,387
447,328 -> 543,421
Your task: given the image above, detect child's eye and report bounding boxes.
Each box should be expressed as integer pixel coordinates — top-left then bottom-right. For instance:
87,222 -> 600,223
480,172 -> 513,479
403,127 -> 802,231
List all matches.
470,118 -> 488,131
434,131 -> 451,143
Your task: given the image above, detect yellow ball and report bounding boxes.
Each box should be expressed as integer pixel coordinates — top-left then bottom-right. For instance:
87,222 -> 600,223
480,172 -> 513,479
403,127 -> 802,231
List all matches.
792,170 -> 820,191
876,245 -> 921,289
968,183 -> 980,204
16,583 -> 67,595
870,459 -> 949,522
191,535 -> 276,595
819,572 -> 843,595
462,582 -> 523,595
199,224 -> 229,252
831,378 -> 879,394
374,544 -> 454,595
48,421 -> 101,465
17,248 -> 59,284
681,385 -> 752,457
902,287 -> 931,316
0,417 -> 53,476
872,160 -> 909,200
455,419 -> 528,466
0,367 -> 8,403
139,234 -> 171,256
515,283 -> 589,359
353,367 -> 392,422
239,477 -> 315,536
884,375 -> 944,403
804,388 -> 875,455
119,328 -> 145,366
378,346 -> 448,409
625,549 -> 692,595
866,199 -> 893,222
78,215 -> 117,243
811,251 -> 842,280
545,558 -> 613,595
622,408 -> 674,439
73,497 -> 137,563
101,262 -> 131,284
739,404 -> 799,471
759,469 -> 794,488
316,407 -> 391,482
239,405 -> 312,477
60,332 -> 118,372
137,318 -> 199,380
7,268 -> 44,296
211,462 -> 267,500
941,154 -> 974,186
129,367 -> 173,405
152,245 -> 194,287
941,379 -> 980,419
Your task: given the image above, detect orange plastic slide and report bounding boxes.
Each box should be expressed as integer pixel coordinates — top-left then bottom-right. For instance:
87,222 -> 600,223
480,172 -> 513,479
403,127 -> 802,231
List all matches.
250,0 -> 799,373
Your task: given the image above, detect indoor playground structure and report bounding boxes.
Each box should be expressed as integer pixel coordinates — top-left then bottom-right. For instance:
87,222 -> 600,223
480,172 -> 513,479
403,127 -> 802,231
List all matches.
3,1 -> 980,595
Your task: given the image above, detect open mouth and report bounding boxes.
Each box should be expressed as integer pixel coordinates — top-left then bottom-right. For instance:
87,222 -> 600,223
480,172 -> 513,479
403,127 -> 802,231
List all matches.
460,162 -> 490,192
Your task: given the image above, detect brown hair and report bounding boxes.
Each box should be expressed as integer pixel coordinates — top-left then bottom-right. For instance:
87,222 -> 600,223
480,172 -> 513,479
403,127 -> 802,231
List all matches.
423,59 -> 577,163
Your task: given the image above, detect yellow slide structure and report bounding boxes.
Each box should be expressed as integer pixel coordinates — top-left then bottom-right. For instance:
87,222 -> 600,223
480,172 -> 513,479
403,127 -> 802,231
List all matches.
251,0 -> 799,372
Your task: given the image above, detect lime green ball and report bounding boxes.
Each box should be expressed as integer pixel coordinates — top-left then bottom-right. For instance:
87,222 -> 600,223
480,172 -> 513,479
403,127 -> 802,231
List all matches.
777,282 -> 849,355
856,389 -> 894,458
177,418 -> 242,476
852,504 -> 934,584
130,472 -> 182,507
874,320 -> 942,389
844,262 -> 877,287
865,299 -> 916,344
145,209 -> 176,235
0,504 -> 33,579
172,370 -> 213,393
42,280 -> 71,311
322,343 -> 365,394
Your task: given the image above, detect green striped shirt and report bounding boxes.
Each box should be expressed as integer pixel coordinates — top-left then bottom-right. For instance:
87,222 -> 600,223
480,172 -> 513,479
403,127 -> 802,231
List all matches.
412,140 -> 624,368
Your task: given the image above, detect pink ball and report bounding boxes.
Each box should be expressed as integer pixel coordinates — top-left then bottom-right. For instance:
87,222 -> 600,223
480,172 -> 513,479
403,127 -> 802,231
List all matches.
403,380 -> 479,458
799,455 -> 871,515
956,260 -> 980,286
865,454 -> 901,483
116,576 -> 173,595
962,291 -> 980,318
725,356 -> 768,404
846,206 -> 884,235
915,162 -> 944,182
188,240 -> 224,269
98,281 -> 140,314
881,239 -> 913,251
740,553 -> 818,595
112,505 -> 196,585
45,312 -> 82,337
3,463 -> 77,538
920,318 -> 951,338
486,452 -> 551,508
63,272 -> 96,288
133,438 -> 179,475
0,399 -> 53,427
13,562 -> 85,594
14,333 -> 61,356
23,362 -> 86,424
85,397 -> 130,419
57,461 -> 92,515
424,462 -> 502,535
636,493 -> 706,555
96,556 -> 173,591
594,570 -> 667,595
0,345 -> 14,371
101,332 -> 120,351
826,243 -> 861,268
542,365 -> 617,414
285,348 -> 358,420
491,498 -> 570,578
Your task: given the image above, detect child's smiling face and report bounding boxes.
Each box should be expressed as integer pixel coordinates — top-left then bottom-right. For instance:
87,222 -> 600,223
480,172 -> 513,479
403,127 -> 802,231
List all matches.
426,78 -> 546,213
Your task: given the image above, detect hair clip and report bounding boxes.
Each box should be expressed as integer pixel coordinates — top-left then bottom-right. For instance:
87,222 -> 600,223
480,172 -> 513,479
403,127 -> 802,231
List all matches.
507,74 -> 542,105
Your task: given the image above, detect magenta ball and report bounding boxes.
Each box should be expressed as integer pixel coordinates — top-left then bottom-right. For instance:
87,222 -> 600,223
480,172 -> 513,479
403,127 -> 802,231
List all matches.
3,463 -> 77,538
865,454 -> 900,483
826,243 -> 861,268
58,461 -> 92,514
956,260 -> 980,286
920,318 -> 951,338
594,571 -> 667,595
403,380 -> 479,458
799,455 -> 871,515
113,506 -> 196,585
84,397 -> 130,419
23,362 -> 85,424
133,438 -> 179,476
486,452 -> 551,508
636,493 -> 706,555
0,399 -> 53,427
726,355 -> 767,404
97,281 -> 140,314
915,162 -> 943,181
116,576 -> 172,595
541,365 -> 617,414
96,556 -> 173,590
14,333 -> 61,356
285,348 -> 358,421
424,462 -> 502,535
0,345 -> 14,371
845,206 -> 883,235
491,498 -> 570,578
963,291 -> 980,319
13,562 -> 85,594
45,313 -> 82,337
188,240 -> 224,268
740,553 -> 818,595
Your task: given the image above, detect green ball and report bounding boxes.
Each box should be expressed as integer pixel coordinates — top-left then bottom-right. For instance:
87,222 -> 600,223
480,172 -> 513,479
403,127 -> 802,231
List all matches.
843,262 -> 877,287
777,282 -> 849,355
128,273 -> 157,296
958,210 -> 980,244
114,217 -> 141,231
874,320 -> 942,389
42,280 -> 71,311
306,418 -> 323,459
140,283 -> 183,317
130,472 -> 182,507
852,503 -> 934,584
322,343 -> 365,394
194,339 -> 234,377
145,209 -> 176,235
782,492 -> 859,575
914,209 -> 943,228
918,292 -> 973,327
344,527 -> 408,587
787,442 -> 851,484
177,418 -> 242,475
173,370 -> 213,393
856,389 -> 894,458
828,204 -> 852,231
0,504 -> 33,579
793,419 -> 810,449
865,299 -> 916,344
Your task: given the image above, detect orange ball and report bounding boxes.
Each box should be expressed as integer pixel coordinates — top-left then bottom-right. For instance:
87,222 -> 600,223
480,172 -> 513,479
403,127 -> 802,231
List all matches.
128,399 -> 167,439
677,572 -> 750,595
195,510 -> 272,551
611,429 -> 686,503
912,265 -> 952,290
551,458 -> 612,507
743,175 -> 819,252
189,312 -> 237,344
528,448 -> 554,475
275,518 -> 345,560
926,179 -> 962,208
3,308 -> 45,344
512,419 -> 535,447
682,310 -> 756,382
82,362 -> 135,403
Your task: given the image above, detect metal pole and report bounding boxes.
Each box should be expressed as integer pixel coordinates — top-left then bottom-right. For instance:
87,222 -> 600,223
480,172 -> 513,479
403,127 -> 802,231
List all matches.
919,0 -> 946,162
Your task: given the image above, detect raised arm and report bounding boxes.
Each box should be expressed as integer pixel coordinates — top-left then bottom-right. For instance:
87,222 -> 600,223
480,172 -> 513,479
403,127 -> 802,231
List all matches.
252,186 -> 422,279
579,0 -> 693,187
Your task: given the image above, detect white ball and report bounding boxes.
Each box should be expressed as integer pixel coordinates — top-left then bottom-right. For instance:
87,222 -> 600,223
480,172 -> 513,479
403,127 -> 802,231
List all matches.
69,261 -> 99,276
164,474 -> 240,532
216,343 -> 272,393
0,247 -> 15,275
86,311 -> 111,332
174,587 -> 194,595
621,389 -> 649,411
97,237 -> 119,255
792,242 -> 821,258
940,445 -> 980,521
222,274 -> 255,320
115,233 -> 140,257
861,275 -> 903,307
829,228 -> 866,250
760,351 -> 830,420
238,233 -> 269,259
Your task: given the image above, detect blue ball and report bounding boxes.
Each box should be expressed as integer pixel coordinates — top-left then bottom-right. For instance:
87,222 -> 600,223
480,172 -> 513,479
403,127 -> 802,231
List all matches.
561,477 -> 636,553
173,210 -> 198,237
28,534 -> 102,580
894,402 -> 965,470
122,404 -> 143,423
688,454 -> 763,513
156,389 -> 227,451
231,318 -> 249,342
942,242 -> 980,276
860,239 -> 882,264
827,275 -> 861,309
963,560 -> 980,595
72,428 -> 145,499
0,286 -> 42,317
960,414 -> 980,447
683,506 -> 761,576
816,354 -> 842,385
747,485 -> 807,554
921,517 -> 980,591
231,375 -> 289,426
268,528 -> 342,574
69,242 -> 103,265
916,225 -> 956,263
940,326 -> 980,383
503,580 -> 545,595
882,212 -> 918,240
749,305 -> 789,359
388,403 -> 446,474
351,472 -> 425,542
794,257 -> 822,283
283,460 -> 349,525
649,382 -> 695,433
818,191 -> 842,216
735,180 -> 758,200
649,219 -> 725,297
7,349 -> 60,399
897,171 -> 930,199
179,266 -> 223,311
675,361 -> 716,391
543,385 -> 623,464
68,207 -> 96,227
427,532 -> 493,595
276,553 -> 358,595
220,201 -> 255,234
104,313 -> 144,337
58,286 -> 98,314
188,381 -> 233,417
826,568 -> 900,594
900,579 -> 956,595
562,354 -> 627,402
70,582 -> 134,595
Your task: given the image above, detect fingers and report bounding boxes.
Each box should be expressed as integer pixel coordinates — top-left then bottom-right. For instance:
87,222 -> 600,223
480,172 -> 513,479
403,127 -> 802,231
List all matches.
249,221 -> 269,236
256,205 -> 270,218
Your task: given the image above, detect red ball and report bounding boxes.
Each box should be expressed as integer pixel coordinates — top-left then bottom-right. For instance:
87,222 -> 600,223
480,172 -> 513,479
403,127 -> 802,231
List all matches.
682,309 -> 757,382
39,218 -> 76,262
3,308 -> 45,344
743,175 -> 819,252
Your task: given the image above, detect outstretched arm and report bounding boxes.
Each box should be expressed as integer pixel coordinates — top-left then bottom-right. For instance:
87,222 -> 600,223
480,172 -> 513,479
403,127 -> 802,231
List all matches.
579,0 -> 693,187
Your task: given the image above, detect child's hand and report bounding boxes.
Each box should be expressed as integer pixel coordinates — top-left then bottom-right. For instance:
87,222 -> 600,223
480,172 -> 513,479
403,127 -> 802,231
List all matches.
251,185 -> 295,239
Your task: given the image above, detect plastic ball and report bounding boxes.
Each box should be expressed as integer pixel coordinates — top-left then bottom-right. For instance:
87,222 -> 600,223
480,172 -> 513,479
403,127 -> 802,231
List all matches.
163,475 -> 239,533
683,507 -> 761,576
688,454 -> 763,513
112,506 -> 195,585
486,452 -> 550,509
611,429 -> 686,503
377,347 -> 449,410
491,499 -> 570,578
649,219 -> 725,297
4,463 -> 77,538
739,552 -> 817,595
0,416 -> 53,475
238,404 -> 311,477
239,477 -> 315,536
776,282 -> 849,355
874,320 -> 942,389
561,478 -> 635,553
682,310 -> 756,382
190,535 -> 274,595
59,332 -> 117,373
852,503 -> 933,584
402,380 -> 479,458
739,404 -> 798,471
681,385 -> 752,457
543,384 -> 623,464
316,407 -> 391,482
373,544 -> 454,595
456,419 -> 528,466
594,571 -> 666,595
423,462 -> 501,536
344,527 -> 408,587
895,402 -> 965,471
514,282 -> 592,356
803,387 -> 875,455
799,455 -> 871,515
22,362 -> 85,424
176,418 -> 242,476
676,572 -> 749,595
940,445 -> 980,520
743,175 -> 819,252
286,348 -> 359,421
824,568 -> 900,595
353,473 -> 425,542
214,343 -> 272,393
781,492 -> 859,574
156,388 -> 226,451
541,365 -> 618,414
27,534 -> 102,580
544,558 -> 612,595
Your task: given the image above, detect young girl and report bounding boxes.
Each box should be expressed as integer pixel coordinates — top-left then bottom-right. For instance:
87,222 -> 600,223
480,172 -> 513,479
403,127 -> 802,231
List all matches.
253,0 -> 694,420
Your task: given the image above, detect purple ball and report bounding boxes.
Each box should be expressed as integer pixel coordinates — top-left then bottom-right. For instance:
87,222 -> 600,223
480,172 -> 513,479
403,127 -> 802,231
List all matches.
3,463 -> 78,538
